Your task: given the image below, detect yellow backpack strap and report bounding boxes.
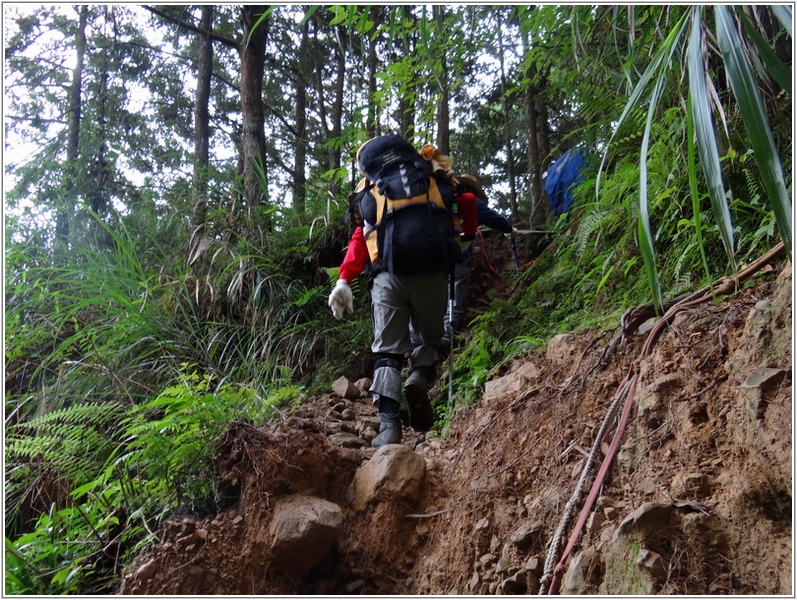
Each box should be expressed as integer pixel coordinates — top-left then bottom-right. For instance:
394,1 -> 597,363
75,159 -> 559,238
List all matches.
371,185 -> 389,224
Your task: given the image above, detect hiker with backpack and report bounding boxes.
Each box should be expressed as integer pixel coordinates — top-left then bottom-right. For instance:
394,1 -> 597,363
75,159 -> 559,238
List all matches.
328,134 -> 477,448
410,173 -> 514,350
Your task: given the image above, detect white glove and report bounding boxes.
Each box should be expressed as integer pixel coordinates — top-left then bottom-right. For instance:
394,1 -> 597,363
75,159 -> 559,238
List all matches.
328,278 -> 353,320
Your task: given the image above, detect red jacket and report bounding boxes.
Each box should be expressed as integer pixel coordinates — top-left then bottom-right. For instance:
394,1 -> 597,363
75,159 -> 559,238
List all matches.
339,191 -> 478,281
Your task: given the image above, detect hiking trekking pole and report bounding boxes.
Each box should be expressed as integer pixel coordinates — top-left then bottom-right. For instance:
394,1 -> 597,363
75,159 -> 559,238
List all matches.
447,268 -> 455,417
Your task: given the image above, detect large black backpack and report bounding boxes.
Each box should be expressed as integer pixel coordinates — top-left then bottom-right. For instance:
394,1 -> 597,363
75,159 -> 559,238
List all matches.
350,135 -> 461,276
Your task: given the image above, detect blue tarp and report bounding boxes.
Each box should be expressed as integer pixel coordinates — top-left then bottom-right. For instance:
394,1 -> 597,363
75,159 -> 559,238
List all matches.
544,148 -> 588,216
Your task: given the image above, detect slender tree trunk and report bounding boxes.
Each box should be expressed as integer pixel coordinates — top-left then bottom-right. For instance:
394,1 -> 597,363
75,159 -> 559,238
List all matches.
293,19 -> 309,213
91,6 -> 110,217
92,54 -> 108,214
496,10 -> 518,220
534,86 -> 551,224
398,6 -> 416,142
191,4 -> 213,249
433,6 -> 450,154
366,6 -> 382,138
529,87 -> 552,226
312,18 -> 344,198
329,23 -> 346,194
57,4 -> 89,251
522,21 -> 551,227
240,5 -> 269,215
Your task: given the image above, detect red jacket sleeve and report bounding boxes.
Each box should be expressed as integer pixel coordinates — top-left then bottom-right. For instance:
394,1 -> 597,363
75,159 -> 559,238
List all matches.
456,191 -> 478,237
339,226 -> 368,282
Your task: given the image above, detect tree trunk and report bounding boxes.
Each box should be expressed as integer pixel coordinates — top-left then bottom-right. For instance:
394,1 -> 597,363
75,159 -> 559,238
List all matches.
57,4 -> 88,251
398,6 -> 416,142
91,36 -> 109,215
312,17 -> 345,198
293,19 -> 309,213
534,87 -> 551,225
522,21 -> 551,228
366,6 -> 382,138
527,81 -> 551,229
496,10 -> 518,221
329,23 -> 346,195
433,6 -> 450,154
239,5 -> 269,214
191,4 -> 213,247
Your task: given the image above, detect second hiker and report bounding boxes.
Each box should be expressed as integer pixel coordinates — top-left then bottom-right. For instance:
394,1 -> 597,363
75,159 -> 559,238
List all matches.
328,134 -> 477,448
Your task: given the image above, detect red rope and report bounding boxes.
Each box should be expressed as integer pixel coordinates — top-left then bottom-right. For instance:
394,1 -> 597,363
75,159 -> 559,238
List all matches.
543,241 -> 786,594
546,365 -> 639,594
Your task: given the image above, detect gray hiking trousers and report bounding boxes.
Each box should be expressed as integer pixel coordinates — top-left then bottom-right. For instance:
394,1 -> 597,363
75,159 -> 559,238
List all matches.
369,270 -> 447,404
409,255 -> 471,349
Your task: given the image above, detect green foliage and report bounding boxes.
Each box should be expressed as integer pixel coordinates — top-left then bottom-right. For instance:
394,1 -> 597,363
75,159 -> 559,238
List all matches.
114,370 -> 270,513
4,202 -> 367,593
5,370 -> 280,595
6,506 -> 94,595
715,6 -> 792,254
597,5 -> 792,309
5,402 -> 127,537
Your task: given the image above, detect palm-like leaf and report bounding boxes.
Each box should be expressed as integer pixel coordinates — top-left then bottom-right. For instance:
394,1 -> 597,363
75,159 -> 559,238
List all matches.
687,7 -> 737,270
739,10 -> 791,93
715,6 -> 792,255
686,93 -> 712,283
598,11 -> 689,311
598,5 -> 790,310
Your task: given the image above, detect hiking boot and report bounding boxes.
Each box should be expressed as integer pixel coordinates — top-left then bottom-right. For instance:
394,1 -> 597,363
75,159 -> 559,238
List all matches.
404,370 -> 435,432
372,413 -> 402,448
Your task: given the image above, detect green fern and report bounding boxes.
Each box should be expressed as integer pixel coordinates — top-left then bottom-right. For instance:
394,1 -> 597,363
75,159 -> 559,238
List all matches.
6,402 -> 127,522
575,207 -> 608,252
5,370 -> 275,595
742,165 -> 763,201
577,83 -> 616,122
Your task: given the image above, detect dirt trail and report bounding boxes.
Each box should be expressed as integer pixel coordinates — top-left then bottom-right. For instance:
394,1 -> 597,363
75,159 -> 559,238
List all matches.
120,240 -> 792,596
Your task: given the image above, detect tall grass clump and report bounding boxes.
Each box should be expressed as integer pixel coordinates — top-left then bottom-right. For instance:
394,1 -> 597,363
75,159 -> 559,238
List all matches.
4,201 -> 367,594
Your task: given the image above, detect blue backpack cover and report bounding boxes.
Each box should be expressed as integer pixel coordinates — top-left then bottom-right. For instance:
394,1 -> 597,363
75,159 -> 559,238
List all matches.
544,148 -> 588,216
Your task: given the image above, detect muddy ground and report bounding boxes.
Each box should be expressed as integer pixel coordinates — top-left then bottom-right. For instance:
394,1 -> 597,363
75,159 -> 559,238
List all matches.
120,234 -> 792,596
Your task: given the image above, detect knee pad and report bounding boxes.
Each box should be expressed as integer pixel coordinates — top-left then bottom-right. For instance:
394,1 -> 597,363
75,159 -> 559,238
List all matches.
374,353 -> 403,371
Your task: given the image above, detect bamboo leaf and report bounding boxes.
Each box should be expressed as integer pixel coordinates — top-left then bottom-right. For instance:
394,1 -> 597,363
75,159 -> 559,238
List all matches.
603,12 -> 688,310
638,49 -> 674,312
596,12 -> 689,197
686,92 -> 712,284
299,6 -> 320,26
739,10 -> 791,93
770,5 -> 792,37
247,7 -> 276,45
687,8 -> 737,269
716,6 -> 792,255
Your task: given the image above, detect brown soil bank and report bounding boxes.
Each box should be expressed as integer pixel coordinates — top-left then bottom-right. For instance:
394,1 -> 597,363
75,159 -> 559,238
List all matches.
120,254 -> 791,595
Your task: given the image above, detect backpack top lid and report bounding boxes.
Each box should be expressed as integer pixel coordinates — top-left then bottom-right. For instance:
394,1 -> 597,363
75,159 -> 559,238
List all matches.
356,134 -> 431,200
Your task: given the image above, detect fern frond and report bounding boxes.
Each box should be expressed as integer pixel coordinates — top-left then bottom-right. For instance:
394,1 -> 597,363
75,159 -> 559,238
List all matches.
8,402 -> 125,435
743,167 -> 763,200
575,208 -> 608,252
577,83 -> 615,122
6,402 -> 127,489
